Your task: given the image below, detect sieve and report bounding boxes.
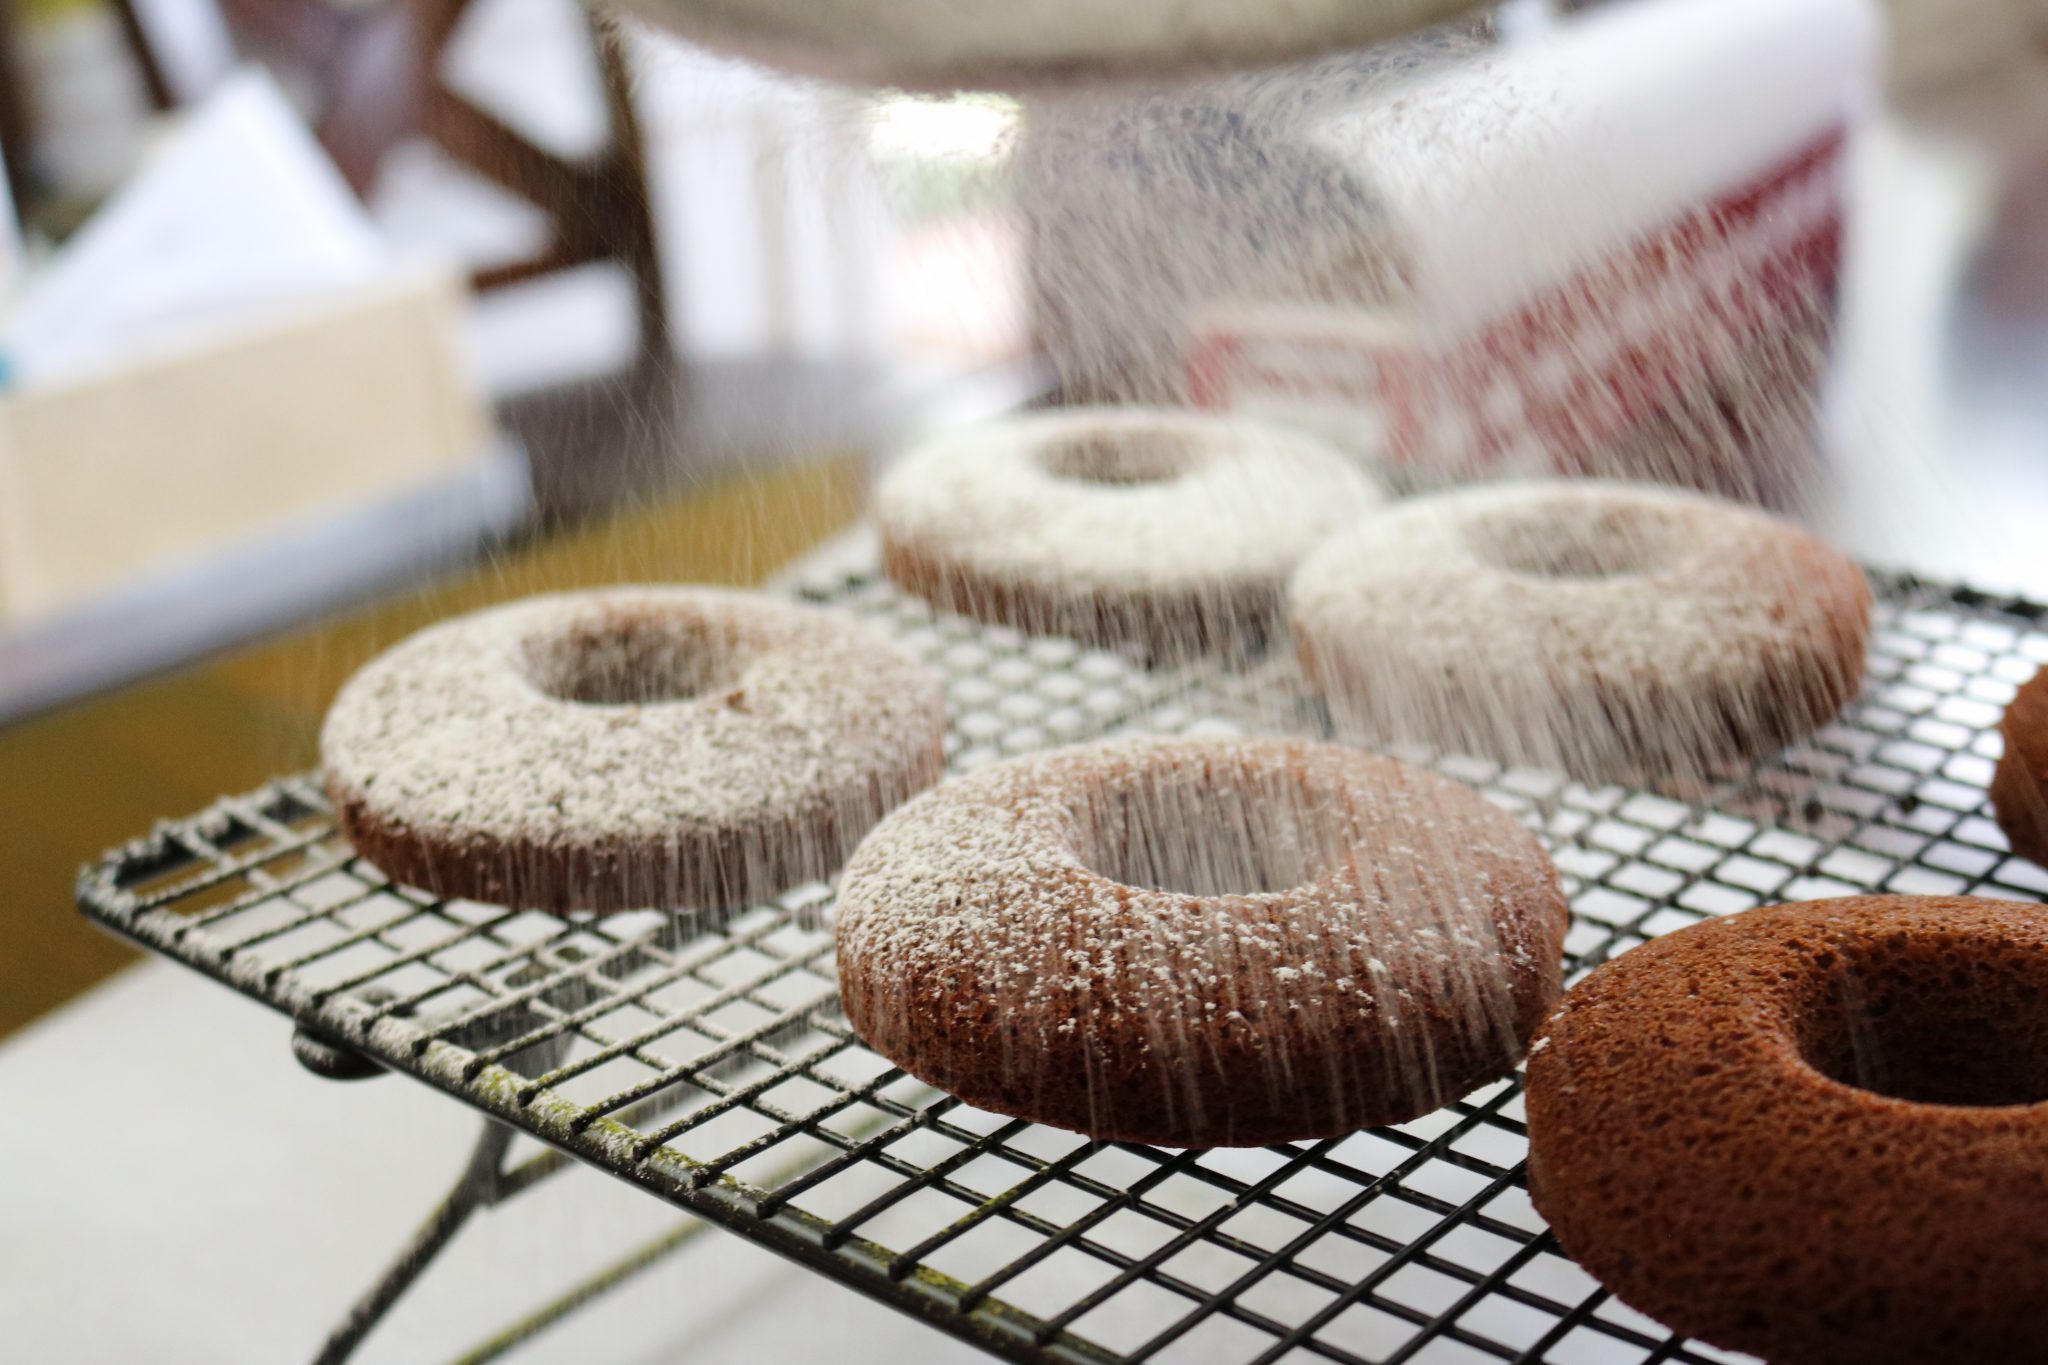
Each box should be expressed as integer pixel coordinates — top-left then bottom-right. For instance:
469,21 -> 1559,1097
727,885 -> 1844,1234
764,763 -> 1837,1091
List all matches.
606,0 -> 1500,90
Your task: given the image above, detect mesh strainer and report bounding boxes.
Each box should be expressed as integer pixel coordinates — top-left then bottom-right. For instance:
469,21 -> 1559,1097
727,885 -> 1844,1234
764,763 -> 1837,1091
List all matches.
608,0 -> 1499,90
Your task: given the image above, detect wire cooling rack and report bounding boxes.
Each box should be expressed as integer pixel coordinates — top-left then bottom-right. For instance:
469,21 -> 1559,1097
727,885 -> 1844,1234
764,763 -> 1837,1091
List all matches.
78,562 -> 2048,1365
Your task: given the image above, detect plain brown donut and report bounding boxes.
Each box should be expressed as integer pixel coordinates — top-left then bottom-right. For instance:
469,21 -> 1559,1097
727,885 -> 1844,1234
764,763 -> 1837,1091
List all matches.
835,736 -> 1568,1147
1993,667 -> 2048,865
1527,895 -> 2048,1365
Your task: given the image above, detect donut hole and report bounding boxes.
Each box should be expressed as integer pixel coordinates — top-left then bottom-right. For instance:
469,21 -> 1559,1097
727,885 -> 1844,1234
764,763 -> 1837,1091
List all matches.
522,612 -> 742,706
1465,501 -> 1676,581
1043,430 -> 1199,487
1078,765 -> 1345,897
1798,939 -> 2048,1107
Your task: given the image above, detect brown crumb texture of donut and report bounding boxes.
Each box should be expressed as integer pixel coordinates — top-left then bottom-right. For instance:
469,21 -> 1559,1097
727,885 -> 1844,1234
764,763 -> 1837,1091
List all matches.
1288,481 -> 1873,782
1526,895 -> 2048,1365
836,736 -> 1568,1147
321,587 -> 948,914
1994,667 -> 2048,866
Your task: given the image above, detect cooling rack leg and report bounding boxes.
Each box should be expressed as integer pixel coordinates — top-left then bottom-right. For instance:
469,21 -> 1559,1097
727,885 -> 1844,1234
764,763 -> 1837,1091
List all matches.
311,1119 -> 518,1365
445,1217 -> 709,1365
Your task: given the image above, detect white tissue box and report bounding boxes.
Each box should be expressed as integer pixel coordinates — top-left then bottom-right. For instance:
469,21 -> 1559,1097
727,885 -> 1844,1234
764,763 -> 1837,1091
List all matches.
0,268 -> 491,621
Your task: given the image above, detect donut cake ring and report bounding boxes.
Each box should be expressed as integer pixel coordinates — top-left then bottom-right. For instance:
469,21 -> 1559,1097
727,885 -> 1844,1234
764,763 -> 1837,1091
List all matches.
835,736 -> 1569,1147
322,586 -> 948,914
1527,895 -> 2048,1365
1289,480 -> 1873,782
878,407 -> 1382,661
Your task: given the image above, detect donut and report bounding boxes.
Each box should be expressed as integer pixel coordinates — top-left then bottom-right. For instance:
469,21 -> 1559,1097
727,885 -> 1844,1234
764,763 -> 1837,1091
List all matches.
1993,667 -> 2048,865
877,408 -> 1382,660
835,736 -> 1568,1146
321,586 -> 947,914
1288,480 -> 1872,781
1526,895 -> 2048,1365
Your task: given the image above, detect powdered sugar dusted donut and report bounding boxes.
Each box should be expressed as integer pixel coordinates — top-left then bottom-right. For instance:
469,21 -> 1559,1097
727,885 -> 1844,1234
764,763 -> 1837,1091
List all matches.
322,587 -> 947,914
1289,481 -> 1871,781
878,408 -> 1382,659
835,736 -> 1567,1146
611,0 -> 1490,91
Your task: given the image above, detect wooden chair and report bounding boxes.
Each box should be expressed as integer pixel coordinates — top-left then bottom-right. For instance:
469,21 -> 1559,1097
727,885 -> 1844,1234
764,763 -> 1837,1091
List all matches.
116,0 -> 669,369
0,1 -> 34,218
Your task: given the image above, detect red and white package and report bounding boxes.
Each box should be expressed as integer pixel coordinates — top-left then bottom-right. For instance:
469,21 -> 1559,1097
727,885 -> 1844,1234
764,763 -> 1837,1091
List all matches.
1185,0 -> 1881,501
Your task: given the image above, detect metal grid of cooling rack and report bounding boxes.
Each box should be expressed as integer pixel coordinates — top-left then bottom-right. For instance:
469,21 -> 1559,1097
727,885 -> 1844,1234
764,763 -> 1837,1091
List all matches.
78,564 -> 2048,1365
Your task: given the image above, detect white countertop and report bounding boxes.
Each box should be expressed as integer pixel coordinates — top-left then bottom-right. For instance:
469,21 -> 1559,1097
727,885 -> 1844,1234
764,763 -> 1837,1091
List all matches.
0,960 -> 980,1364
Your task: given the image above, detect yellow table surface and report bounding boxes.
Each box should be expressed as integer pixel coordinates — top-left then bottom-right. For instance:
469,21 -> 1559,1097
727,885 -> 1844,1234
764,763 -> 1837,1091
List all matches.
0,455 -> 865,1039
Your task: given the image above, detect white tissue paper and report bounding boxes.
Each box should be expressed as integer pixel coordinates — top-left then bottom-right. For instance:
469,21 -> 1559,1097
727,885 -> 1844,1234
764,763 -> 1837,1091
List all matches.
0,68 -> 389,387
